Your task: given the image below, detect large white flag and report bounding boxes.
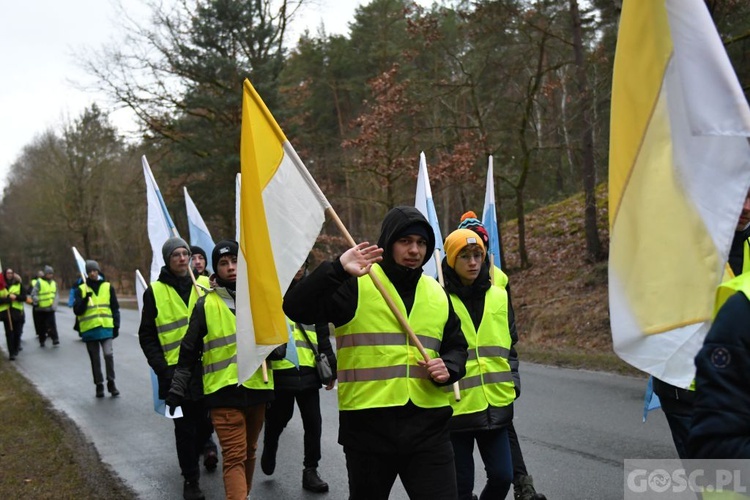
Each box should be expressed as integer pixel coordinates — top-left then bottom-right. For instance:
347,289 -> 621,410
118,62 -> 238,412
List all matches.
237,79 -> 331,383
414,152 -> 444,279
482,156 -> 503,270
235,173 -> 241,241
609,0 -> 750,387
142,156 -> 177,282
184,187 -> 215,273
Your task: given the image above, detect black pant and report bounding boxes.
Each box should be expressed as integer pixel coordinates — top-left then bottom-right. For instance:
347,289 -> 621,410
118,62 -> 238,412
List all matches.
85,338 -> 115,384
264,388 -> 322,468
343,441 -> 457,500
2,309 -> 23,356
32,308 -> 41,337
174,400 -> 215,481
508,422 -> 528,480
37,311 -> 58,344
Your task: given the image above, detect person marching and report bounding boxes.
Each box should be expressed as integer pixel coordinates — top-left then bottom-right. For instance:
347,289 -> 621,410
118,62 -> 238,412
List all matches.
72,260 -> 120,397
30,270 -> 43,340
261,260 -> 336,493
190,246 -> 211,290
0,268 -> 27,360
138,238 -> 217,500
32,265 -> 60,347
167,240 -> 285,500
457,212 -> 547,500
442,229 -> 516,499
283,206 -> 468,500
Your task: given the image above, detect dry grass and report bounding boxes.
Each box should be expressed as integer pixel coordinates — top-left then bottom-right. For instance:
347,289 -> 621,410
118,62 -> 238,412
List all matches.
502,185 -> 627,368
0,357 -> 135,499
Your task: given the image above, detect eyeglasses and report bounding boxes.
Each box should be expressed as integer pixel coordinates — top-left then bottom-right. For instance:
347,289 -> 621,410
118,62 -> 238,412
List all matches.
171,251 -> 190,259
458,252 -> 484,262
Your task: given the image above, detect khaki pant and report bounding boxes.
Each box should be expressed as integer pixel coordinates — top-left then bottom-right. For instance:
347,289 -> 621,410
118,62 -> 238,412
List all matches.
211,404 -> 266,500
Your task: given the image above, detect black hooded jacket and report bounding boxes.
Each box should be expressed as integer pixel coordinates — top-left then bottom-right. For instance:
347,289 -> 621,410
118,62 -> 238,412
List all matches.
283,206 -> 468,452
442,261 -> 518,432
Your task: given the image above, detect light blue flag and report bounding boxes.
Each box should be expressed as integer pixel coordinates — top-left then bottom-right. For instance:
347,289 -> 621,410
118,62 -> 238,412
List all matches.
481,156 -> 503,269
415,152 -> 445,279
642,376 -> 662,422
143,155 -> 179,282
284,321 -> 299,368
184,187 -> 215,273
136,270 -> 167,416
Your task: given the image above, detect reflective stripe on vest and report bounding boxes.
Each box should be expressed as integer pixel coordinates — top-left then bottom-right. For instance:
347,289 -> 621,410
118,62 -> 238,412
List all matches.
449,285 -> 515,416
152,281 -> 199,366
77,283 -> 114,332
8,284 -> 24,311
334,263 -> 449,411
201,289 -> 272,394
271,320 -> 317,370
38,280 -> 56,308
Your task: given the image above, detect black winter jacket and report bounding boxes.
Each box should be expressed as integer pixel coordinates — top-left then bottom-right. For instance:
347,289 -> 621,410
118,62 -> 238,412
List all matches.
688,291 -> 750,458
170,285 -> 286,409
442,262 -> 517,432
273,322 -> 337,392
138,267 -> 204,401
283,206 -> 468,453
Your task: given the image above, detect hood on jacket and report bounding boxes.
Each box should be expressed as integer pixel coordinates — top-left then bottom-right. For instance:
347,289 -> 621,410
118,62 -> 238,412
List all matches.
376,206 -> 435,267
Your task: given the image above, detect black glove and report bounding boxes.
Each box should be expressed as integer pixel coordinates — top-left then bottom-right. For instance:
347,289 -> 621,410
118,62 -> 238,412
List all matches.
112,327 -> 119,339
165,391 -> 182,416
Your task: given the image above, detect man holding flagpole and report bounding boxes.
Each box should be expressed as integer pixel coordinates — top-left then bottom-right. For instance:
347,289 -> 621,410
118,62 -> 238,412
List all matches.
284,206 -> 468,500
167,240 -> 286,500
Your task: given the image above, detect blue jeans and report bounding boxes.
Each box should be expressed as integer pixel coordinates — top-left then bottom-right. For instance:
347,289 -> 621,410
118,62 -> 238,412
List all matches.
451,427 -> 513,500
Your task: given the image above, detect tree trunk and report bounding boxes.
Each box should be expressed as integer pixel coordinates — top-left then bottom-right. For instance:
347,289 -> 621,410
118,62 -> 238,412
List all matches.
570,0 -> 604,262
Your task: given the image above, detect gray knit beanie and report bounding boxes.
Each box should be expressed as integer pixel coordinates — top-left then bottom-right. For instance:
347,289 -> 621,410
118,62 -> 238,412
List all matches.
43,265 -> 54,275
162,237 -> 190,263
85,260 -> 100,273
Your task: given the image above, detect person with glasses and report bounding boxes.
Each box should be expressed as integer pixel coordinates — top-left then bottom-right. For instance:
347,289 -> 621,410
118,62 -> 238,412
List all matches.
441,229 -> 516,500
138,237 -> 216,500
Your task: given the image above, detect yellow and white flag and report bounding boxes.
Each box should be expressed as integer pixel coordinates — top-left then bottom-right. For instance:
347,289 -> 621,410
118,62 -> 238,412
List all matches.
237,79 -> 331,383
609,0 -> 750,387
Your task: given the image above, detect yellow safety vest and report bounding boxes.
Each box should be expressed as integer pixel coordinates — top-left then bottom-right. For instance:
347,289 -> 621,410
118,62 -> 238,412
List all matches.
196,275 -> 211,290
152,282 -> 199,366
77,283 -> 114,332
0,288 -> 8,313
491,264 -> 509,289
8,284 -> 23,312
448,286 -> 515,415
271,320 -> 317,370
714,272 -> 750,317
38,279 -> 57,308
201,289 -> 272,394
335,263 -> 449,411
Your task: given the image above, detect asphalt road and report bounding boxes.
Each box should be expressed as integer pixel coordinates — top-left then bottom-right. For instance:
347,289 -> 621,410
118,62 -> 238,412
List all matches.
4,304 -> 677,499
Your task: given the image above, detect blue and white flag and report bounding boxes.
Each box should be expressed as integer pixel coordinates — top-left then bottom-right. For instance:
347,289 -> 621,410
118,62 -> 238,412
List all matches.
482,156 -> 503,269
136,269 -> 168,417
184,187 -> 215,273
414,152 -> 444,279
71,247 -> 87,280
142,155 -> 178,282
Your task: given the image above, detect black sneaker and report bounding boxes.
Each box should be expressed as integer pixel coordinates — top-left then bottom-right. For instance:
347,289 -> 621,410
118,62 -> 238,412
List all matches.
303,467 -> 329,493
107,381 -> 120,397
52,340 -> 60,347
261,441 -> 277,475
183,479 -> 205,500
203,449 -> 218,472
96,384 -> 105,398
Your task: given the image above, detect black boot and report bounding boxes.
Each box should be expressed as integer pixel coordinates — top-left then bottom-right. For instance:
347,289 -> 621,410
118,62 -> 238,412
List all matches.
303,467 -> 329,493
203,448 -> 218,472
183,478 -> 205,500
95,383 -> 105,398
261,440 -> 277,475
107,381 -> 120,397
514,475 -> 547,500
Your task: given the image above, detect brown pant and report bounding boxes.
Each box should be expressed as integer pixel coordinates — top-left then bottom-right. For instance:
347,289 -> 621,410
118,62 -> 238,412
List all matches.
210,404 -> 266,500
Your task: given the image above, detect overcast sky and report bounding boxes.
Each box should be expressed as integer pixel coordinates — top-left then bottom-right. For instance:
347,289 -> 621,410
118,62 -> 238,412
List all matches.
0,0 -> 410,190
